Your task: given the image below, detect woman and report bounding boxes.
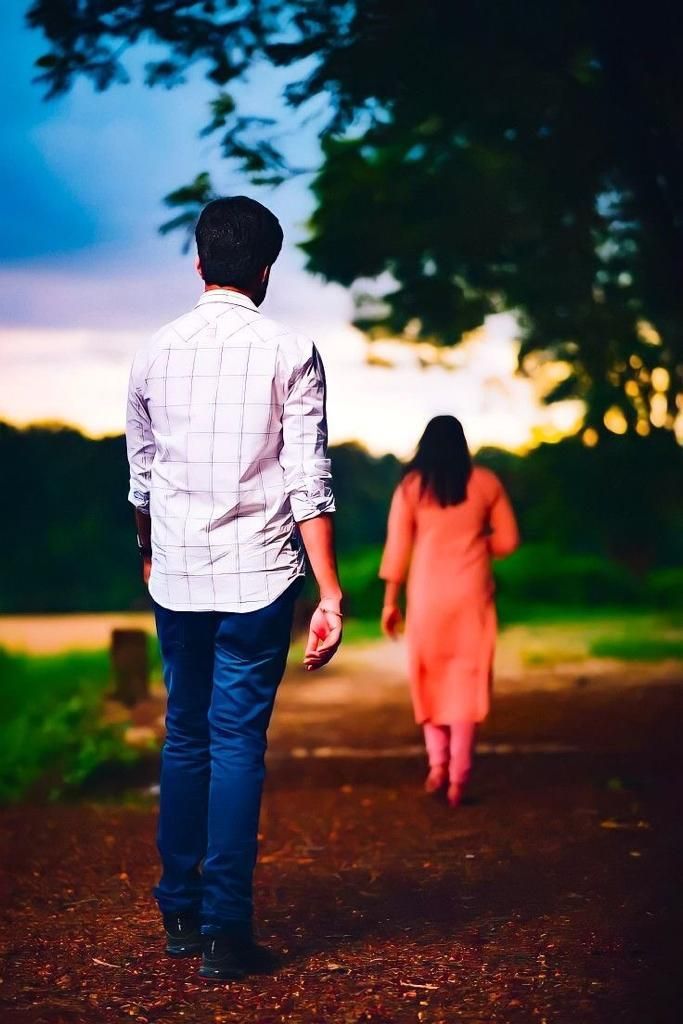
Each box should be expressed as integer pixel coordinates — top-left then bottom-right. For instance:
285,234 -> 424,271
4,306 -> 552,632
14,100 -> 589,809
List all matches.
379,416 -> 519,807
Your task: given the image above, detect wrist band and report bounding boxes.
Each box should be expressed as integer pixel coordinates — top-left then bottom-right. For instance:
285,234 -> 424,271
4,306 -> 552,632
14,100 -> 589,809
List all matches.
319,605 -> 344,619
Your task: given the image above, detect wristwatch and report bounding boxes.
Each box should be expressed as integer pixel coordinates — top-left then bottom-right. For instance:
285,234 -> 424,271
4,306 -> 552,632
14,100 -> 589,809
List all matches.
136,537 -> 153,559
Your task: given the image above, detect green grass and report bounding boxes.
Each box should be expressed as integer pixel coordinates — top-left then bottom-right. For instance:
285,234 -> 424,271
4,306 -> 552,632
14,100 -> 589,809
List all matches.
589,636 -> 683,661
500,610 -> 683,667
2,600 -> 681,804
499,604 -> 672,625
0,648 -> 141,803
337,617 -> 383,643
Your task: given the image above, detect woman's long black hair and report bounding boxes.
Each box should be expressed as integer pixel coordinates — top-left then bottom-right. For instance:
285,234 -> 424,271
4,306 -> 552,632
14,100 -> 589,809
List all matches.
403,415 -> 472,507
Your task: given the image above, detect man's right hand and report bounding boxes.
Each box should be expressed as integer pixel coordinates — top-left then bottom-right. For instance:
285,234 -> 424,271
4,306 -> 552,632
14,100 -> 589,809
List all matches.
303,605 -> 343,671
142,556 -> 152,585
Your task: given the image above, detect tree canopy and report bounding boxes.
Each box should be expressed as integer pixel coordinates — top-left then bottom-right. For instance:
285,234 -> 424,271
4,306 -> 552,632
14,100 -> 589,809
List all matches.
27,0 -> 683,437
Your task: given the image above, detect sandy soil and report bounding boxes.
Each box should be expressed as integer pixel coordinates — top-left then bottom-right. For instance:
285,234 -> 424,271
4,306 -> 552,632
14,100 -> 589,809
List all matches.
0,613 -> 156,655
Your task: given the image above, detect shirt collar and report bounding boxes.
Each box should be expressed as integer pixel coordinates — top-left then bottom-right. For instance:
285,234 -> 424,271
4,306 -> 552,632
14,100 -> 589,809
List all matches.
195,288 -> 258,312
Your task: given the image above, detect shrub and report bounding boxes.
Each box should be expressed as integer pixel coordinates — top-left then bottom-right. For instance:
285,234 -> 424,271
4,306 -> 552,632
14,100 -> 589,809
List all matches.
338,545 -> 385,620
646,567 -> 683,609
494,544 -> 641,611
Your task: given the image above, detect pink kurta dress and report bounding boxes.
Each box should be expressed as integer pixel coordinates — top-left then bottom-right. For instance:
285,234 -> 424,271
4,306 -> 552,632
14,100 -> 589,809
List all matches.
379,466 -> 519,725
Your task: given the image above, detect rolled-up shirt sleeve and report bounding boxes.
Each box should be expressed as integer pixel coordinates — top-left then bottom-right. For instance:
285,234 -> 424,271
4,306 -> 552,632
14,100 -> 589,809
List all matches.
125,351 -> 155,514
280,341 -> 335,522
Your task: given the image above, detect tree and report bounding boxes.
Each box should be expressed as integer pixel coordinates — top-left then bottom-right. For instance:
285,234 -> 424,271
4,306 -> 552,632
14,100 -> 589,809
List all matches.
27,0 -> 683,437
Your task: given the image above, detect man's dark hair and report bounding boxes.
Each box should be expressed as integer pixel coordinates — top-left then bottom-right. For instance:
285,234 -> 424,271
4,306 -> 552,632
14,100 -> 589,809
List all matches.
195,196 -> 283,288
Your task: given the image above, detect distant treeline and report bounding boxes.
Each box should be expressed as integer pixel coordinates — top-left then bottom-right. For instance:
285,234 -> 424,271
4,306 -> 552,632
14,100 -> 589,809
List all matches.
2,422 -> 681,613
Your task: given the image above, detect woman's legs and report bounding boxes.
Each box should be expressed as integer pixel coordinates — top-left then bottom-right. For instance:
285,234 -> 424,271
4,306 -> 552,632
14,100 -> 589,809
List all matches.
423,722 -> 450,769
422,723 -> 449,793
447,721 -> 476,806
423,721 -> 476,801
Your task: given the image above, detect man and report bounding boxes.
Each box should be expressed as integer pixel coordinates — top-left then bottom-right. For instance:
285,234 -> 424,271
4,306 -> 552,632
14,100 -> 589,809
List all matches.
125,196 -> 343,981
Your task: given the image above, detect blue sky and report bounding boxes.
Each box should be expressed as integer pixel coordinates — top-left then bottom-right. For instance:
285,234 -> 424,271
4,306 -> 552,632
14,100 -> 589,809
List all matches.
2,3 -> 97,261
0,1 -> 580,452
1,1 -> 327,322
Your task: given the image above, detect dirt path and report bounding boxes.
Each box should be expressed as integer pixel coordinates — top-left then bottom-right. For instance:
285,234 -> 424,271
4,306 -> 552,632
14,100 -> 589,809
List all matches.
2,663 -> 682,1023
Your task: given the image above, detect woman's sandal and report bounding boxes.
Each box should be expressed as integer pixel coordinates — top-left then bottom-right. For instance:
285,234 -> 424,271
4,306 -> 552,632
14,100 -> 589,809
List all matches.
447,782 -> 465,808
424,767 -> 449,795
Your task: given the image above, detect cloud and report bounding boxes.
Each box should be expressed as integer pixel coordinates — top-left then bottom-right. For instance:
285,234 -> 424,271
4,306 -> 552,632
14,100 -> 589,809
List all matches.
0,316 -> 582,454
0,325 -> 137,437
0,258 -> 197,330
0,241 -> 349,331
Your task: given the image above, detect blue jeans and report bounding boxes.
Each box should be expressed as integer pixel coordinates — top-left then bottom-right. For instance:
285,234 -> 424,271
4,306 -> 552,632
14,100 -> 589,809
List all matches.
152,579 -> 301,934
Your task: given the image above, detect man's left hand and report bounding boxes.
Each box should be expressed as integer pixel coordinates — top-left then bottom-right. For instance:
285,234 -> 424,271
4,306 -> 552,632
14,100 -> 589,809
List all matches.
304,605 -> 343,671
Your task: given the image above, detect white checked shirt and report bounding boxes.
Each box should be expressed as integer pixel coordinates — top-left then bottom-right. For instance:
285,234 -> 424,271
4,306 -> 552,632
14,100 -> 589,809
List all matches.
126,288 -> 335,612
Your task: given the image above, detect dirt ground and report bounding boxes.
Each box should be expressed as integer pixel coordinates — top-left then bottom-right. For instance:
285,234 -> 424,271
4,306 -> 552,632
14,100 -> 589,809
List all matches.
1,650 -> 682,1024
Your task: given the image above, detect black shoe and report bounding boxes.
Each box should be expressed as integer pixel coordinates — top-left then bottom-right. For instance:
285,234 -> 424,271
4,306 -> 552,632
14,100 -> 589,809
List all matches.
199,934 -> 280,980
235,939 -> 281,975
163,912 -> 202,957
